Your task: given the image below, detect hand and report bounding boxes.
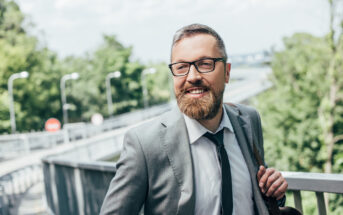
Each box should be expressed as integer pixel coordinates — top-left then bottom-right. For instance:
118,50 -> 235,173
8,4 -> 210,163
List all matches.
257,166 -> 288,200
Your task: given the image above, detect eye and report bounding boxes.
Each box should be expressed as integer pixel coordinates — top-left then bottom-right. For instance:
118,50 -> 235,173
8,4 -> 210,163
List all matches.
197,59 -> 213,68
175,63 -> 188,70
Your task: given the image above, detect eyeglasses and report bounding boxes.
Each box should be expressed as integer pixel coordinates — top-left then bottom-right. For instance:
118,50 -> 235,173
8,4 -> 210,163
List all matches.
168,57 -> 226,77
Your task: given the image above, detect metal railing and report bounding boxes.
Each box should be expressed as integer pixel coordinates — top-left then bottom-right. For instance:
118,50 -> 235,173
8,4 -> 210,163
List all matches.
284,172 -> 343,215
42,159 -> 115,215
0,102 -> 173,161
0,164 -> 42,215
37,109 -> 343,215
41,155 -> 343,215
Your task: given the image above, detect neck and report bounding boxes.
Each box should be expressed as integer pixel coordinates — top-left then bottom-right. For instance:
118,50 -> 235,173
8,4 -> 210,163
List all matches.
198,105 -> 223,133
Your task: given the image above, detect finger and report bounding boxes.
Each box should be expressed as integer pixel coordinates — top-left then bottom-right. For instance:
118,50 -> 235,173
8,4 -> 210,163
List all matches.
265,170 -> 281,191
257,166 -> 266,191
274,181 -> 288,200
257,166 -> 266,181
265,175 -> 283,197
259,168 -> 275,193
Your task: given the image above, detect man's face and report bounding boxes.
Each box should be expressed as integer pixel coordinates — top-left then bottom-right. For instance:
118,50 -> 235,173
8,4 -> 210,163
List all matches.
171,34 -> 230,120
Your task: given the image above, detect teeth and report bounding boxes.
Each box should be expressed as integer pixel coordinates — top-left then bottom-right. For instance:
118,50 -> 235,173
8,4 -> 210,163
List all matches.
189,89 -> 204,94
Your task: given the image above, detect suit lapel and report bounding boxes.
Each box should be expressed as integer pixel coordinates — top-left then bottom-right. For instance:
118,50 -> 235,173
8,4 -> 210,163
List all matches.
225,104 -> 259,174
225,105 -> 270,214
160,107 -> 195,214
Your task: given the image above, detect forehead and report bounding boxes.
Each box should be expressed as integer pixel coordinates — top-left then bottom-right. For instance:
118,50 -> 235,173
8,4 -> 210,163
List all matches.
171,34 -> 220,62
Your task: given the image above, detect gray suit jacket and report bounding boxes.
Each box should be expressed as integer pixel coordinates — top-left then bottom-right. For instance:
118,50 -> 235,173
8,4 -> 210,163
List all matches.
100,104 -> 269,215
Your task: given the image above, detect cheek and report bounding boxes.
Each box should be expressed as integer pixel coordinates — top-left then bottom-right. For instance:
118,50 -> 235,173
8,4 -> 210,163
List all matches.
211,75 -> 225,89
173,78 -> 185,92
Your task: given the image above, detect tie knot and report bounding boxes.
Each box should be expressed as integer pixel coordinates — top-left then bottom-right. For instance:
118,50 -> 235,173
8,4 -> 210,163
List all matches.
204,129 -> 224,146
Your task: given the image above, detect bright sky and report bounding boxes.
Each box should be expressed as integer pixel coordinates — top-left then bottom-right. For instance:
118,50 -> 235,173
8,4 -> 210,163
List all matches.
16,0 -> 330,63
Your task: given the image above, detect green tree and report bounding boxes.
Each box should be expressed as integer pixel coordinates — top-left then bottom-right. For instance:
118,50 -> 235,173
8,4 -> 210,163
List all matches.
255,0 -> 343,213
145,62 -> 173,106
58,35 -> 172,123
61,35 -> 146,122
0,0 -> 171,133
0,0 -> 63,133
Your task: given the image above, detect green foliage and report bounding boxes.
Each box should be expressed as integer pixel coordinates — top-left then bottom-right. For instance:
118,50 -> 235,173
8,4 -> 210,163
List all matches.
145,62 -> 173,106
0,0 -> 61,133
0,0 -> 171,132
256,33 -> 330,171
60,35 -> 171,122
255,32 -> 343,214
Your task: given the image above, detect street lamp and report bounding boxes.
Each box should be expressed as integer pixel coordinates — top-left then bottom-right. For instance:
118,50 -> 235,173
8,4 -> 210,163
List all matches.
106,71 -> 121,116
141,68 -> 156,109
8,71 -> 29,133
60,72 -> 79,124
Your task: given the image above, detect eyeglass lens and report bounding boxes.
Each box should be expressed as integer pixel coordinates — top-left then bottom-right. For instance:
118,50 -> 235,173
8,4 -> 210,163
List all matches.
171,59 -> 216,76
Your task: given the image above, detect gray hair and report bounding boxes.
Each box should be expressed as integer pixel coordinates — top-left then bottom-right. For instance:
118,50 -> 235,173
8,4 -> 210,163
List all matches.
171,23 -> 227,61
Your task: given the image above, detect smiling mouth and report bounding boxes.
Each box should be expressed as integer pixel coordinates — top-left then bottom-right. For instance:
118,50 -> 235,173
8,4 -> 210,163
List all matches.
188,89 -> 204,94
185,87 -> 208,95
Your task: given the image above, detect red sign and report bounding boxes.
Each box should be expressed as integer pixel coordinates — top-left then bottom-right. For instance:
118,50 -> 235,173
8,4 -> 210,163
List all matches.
45,118 -> 61,132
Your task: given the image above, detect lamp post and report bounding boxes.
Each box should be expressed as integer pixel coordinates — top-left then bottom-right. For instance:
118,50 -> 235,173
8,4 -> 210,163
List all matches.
106,71 -> 121,116
141,68 -> 156,109
8,71 -> 29,133
60,72 -> 79,124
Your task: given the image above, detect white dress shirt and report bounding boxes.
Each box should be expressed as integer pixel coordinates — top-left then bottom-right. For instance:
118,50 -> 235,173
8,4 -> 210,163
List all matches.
183,106 -> 254,215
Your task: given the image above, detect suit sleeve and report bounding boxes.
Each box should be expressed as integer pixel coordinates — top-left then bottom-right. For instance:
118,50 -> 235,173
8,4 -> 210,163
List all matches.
100,130 -> 148,215
254,109 -> 266,165
253,108 -> 286,207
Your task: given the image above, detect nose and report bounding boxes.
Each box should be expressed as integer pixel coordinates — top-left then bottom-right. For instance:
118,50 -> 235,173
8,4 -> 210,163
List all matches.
186,64 -> 202,83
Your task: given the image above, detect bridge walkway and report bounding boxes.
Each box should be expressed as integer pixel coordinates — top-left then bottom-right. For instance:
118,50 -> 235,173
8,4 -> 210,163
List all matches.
12,183 -> 48,215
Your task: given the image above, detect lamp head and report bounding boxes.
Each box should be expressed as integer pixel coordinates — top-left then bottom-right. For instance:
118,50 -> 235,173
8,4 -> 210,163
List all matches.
144,68 -> 156,75
20,71 -> 29,78
113,71 -> 121,78
71,72 -> 79,80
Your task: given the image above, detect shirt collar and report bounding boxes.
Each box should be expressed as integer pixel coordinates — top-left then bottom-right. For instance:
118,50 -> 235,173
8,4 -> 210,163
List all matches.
183,105 -> 234,144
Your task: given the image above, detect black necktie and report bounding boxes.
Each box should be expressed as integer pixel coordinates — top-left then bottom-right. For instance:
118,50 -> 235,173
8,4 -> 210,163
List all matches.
204,129 -> 233,215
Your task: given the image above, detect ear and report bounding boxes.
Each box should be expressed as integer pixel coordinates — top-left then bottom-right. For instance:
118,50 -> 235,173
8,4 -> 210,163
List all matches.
225,63 -> 231,83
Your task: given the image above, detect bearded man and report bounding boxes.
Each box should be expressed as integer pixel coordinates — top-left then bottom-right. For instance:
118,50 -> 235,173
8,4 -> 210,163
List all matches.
100,24 -> 288,215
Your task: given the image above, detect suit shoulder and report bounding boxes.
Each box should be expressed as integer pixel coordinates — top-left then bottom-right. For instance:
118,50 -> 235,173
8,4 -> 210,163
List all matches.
227,103 -> 259,116
128,118 -> 162,134
125,109 -> 173,144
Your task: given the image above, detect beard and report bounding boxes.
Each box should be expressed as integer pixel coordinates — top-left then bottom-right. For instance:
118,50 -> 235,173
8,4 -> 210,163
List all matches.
176,81 -> 224,120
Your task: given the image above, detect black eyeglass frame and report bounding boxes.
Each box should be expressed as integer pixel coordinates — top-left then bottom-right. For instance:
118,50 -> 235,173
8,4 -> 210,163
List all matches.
168,57 -> 226,77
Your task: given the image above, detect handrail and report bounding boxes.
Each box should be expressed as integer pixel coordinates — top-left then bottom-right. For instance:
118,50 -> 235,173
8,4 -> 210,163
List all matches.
283,171 -> 343,215
41,154 -> 343,215
0,102 -> 173,161
283,171 -> 343,193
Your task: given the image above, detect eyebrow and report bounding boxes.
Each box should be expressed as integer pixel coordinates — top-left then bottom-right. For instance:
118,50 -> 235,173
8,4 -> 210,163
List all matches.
172,56 -> 216,63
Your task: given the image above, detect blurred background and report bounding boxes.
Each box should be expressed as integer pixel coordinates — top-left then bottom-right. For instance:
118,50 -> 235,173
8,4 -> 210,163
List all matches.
0,0 -> 342,214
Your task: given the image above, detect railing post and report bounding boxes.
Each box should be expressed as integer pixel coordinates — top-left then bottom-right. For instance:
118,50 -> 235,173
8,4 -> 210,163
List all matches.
26,167 -> 31,188
74,168 -> 85,215
19,171 -> 25,193
316,192 -> 327,215
9,174 -> 16,205
21,134 -> 30,154
0,184 -> 8,215
14,172 -> 22,195
64,128 -> 70,144
292,190 -> 303,213
49,163 -> 60,215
